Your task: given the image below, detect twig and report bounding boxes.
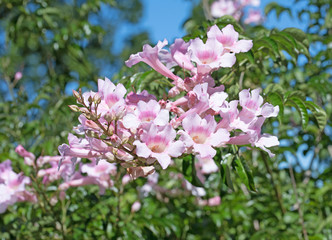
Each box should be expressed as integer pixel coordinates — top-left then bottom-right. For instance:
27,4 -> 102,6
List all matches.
288,163 -> 308,240
202,0 -> 213,20
261,152 -> 286,215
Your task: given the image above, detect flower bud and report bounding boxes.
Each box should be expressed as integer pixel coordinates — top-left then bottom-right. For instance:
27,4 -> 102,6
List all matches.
131,201 -> 141,213
14,72 -> 23,81
104,112 -> 113,123
93,93 -> 101,105
68,105 -> 80,112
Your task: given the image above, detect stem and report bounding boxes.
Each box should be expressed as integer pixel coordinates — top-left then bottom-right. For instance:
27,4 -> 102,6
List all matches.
261,152 -> 286,215
113,169 -> 124,239
288,163 -> 308,240
202,0 -> 212,20
239,72 -> 244,90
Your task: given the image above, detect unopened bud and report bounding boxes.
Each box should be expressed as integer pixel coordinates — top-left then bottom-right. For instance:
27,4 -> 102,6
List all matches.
86,130 -> 99,138
104,112 -> 113,122
72,90 -> 81,100
93,93 -> 101,105
68,105 -> 80,112
14,72 -> 23,81
88,95 -> 93,104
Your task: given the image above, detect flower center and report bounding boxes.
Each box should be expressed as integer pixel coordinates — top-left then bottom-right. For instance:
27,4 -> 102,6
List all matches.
147,135 -> 168,153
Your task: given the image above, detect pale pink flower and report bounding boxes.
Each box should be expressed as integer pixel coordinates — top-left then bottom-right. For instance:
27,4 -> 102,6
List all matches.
207,24 -> 253,54
241,0 -> 260,7
179,114 -> 230,162
81,160 -> 116,179
14,72 -> 23,81
244,9 -> 263,24
0,160 -> 34,213
228,117 -> 279,157
15,145 -> 35,166
123,100 -> 169,129
125,39 -> 181,82
126,90 -> 157,105
188,38 -> 236,74
198,196 -> 221,206
210,0 -> 239,19
131,201 -> 141,212
238,88 -> 279,123
134,124 -> 185,169
170,38 -> 195,71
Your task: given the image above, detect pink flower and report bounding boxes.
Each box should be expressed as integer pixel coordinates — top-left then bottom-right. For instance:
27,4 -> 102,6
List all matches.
188,38 -> 236,74
134,124 -> 185,169
170,38 -> 195,71
131,201 -> 141,212
125,39 -> 181,82
207,24 -> 253,54
238,88 -> 279,123
15,145 -> 35,166
179,114 -> 230,164
14,72 -> 23,81
0,160 -> 34,213
210,0 -> 239,19
228,117 -> 279,157
96,78 -> 127,119
244,9 -> 263,24
126,90 -> 157,105
198,196 -> 221,206
241,0 -> 260,7
123,100 -> 169,129
81,160 -> 116,179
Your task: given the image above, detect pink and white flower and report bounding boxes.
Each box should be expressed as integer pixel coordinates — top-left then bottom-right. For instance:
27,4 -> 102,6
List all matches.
134,124 -> 185,169
179,114 -> 230,165
123,99 -> 169,129
188,37 -> 236,75
207,24 -> 253,54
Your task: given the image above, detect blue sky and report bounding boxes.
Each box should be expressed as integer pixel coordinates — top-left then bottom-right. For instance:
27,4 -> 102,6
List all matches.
121,0 -> 308,45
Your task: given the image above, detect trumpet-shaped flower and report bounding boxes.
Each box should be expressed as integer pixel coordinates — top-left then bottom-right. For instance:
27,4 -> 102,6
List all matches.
188,38 -> 236,74
125,39 -> 180,82
123,100 -> 169,129
134,124 -> 184,169
179,114 -> 230,161
207,24 -> 253,54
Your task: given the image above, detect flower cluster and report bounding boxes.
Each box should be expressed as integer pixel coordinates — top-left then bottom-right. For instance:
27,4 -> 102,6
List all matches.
210,0 -> 263,24
59,24 -> 279,180
15,144 -> 117,196
0,159 -> 35,213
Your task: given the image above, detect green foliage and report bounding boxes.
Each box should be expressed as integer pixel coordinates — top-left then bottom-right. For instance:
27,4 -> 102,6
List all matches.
0,0 -> 331,239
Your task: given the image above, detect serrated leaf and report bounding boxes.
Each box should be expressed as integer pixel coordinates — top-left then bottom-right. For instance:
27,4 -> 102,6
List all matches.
286,96 -> 309,130
305,101 -> 327,131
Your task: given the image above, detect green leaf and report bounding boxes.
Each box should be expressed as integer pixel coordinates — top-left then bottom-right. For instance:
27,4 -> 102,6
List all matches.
254,37 -> 279,56
285,96 -> 309,130
182,155 -> 204,187
264,2 -> 292,19
233,155 -> 256,191
305,101 -> 327,131
220,153 -> 234,191
282,28 -> 308,47
214,16 -> 244,33
266,92 -> 284,122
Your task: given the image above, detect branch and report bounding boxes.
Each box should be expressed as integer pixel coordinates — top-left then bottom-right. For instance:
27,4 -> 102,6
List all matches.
288,163 -> 308,240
